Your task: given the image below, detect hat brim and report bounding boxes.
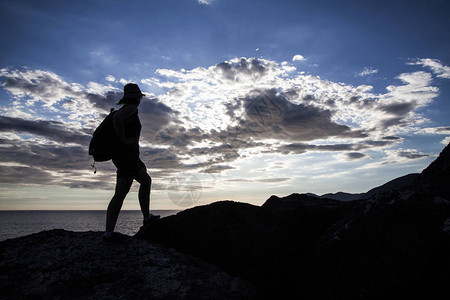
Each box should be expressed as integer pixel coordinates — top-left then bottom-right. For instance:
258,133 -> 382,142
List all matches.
122,91 -> 145,99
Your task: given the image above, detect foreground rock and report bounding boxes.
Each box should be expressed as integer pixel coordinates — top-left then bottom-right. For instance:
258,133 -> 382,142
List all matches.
0,230 -> 257,299
137,143 -> 450,299
136,196 -> 356,299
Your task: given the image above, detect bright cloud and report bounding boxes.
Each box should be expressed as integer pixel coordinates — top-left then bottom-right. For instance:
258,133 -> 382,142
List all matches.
197,0 -> 213,5
408,58 -> 450,79
356,67 -> 378,77
105,75 -> 116,82
292,54 -> 305,61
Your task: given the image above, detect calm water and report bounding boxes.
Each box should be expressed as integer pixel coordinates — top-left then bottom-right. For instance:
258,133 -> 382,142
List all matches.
0,210 -> 179,242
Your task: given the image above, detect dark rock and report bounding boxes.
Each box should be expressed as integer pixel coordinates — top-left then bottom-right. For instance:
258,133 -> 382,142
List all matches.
136,197 -> 357,299
0,229 -> 257,299
300,190 -> 450,299
319,173 -> 420,201
136,201 -> 275,296
137,143 -> 450,299
414,142 -> 450,197
319,191 -> 364,201
362,172 -> 419,198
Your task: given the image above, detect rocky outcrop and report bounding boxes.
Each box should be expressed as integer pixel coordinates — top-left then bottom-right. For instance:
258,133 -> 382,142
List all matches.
319,172 -> 420,201
137,143 -> 450,299
0,230 -> 257,299
300,189 -> 450,298
414,142 -> 450,197
136,195 -> 357,298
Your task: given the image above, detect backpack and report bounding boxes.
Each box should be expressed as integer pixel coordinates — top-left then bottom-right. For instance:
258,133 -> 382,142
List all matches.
89,109 -> 119,163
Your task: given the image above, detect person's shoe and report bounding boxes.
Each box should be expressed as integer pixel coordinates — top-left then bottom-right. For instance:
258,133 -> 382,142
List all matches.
143,213 -> 160,226
103,232 -> 131,243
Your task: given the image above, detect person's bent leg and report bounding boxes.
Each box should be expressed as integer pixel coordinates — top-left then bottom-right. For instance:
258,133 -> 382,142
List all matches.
105,176 -> 133,233
136,167 -> 151,219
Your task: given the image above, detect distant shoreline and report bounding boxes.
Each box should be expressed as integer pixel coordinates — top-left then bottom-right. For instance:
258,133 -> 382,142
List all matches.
0,210 -> 180,242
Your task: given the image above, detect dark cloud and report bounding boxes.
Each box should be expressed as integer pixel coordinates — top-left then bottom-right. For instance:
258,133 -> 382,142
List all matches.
154,125 -> 207,148
366,140 -> 395,147
302,94 -> 315,101
345,152 -> 367,160
277,139 -> 397,155
201,165 -> 235,174
0,116 -> 90,145
224,89 -> 368,142
381,117 -> 406,129
0,165 -> 53,185
278,143 -> 361,155
140,147 -> 181,169
86,91 -> 122,112
256,178 -> 290,183
0,138 -> 106,188
87,94 -> 179,145
138,99 -> 179,143
382,136 -> 401,140
1,68 -> 84,100
397,151 -> 429,159
0,141 -> 91,172
0,137 -> 182,189
435,126 -> 450,133
215,58 -> 270,81
179,143 -> 241,173
379,102 -> 416,116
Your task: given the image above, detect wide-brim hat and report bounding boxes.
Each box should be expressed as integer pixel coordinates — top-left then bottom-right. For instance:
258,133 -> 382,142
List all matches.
120,83 -> 145,101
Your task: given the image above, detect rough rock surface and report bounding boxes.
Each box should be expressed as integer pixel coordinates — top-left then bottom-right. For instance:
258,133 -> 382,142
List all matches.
0,230 -> 257,299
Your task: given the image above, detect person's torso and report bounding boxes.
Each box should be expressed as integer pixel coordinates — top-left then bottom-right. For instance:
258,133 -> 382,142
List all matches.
123,109 -> 141,140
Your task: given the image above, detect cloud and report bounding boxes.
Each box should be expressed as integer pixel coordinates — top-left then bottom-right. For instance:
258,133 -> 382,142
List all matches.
105,75 -> 116,82
292,54 -> 305,62
0,68 -> 85,109
356,67 -> 378,77
397,150 -> 429,160
345,152 -> 367,160
0,67 -> 181,190
0,56 -> 446,191
197,0 -> 214,5
215,58 -> 272,81
278,143 -> 357,155
420,126 -> 450,135
358,148 -> 430,170
379,101 -> 416,116
0,116 -> 90,145
225,88 -> 367,142
408,58 -> 450,79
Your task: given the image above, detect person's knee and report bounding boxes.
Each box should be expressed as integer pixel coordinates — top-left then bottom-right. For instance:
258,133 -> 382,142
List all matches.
142,174 -> 151,189
138,169 -> 151,186
114,178 -> 132,196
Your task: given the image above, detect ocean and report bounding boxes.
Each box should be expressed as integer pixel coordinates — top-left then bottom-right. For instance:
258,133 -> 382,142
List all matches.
0,210 -> 179,242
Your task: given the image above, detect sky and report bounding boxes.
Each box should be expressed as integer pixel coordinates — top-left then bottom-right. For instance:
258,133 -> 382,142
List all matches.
0,0 -> 449,210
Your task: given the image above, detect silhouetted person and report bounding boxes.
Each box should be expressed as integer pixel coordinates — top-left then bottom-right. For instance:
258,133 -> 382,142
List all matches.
104,83 -> 159,241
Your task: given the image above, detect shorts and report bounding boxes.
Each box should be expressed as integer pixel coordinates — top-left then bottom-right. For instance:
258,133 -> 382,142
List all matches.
112,147 -> 146,179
